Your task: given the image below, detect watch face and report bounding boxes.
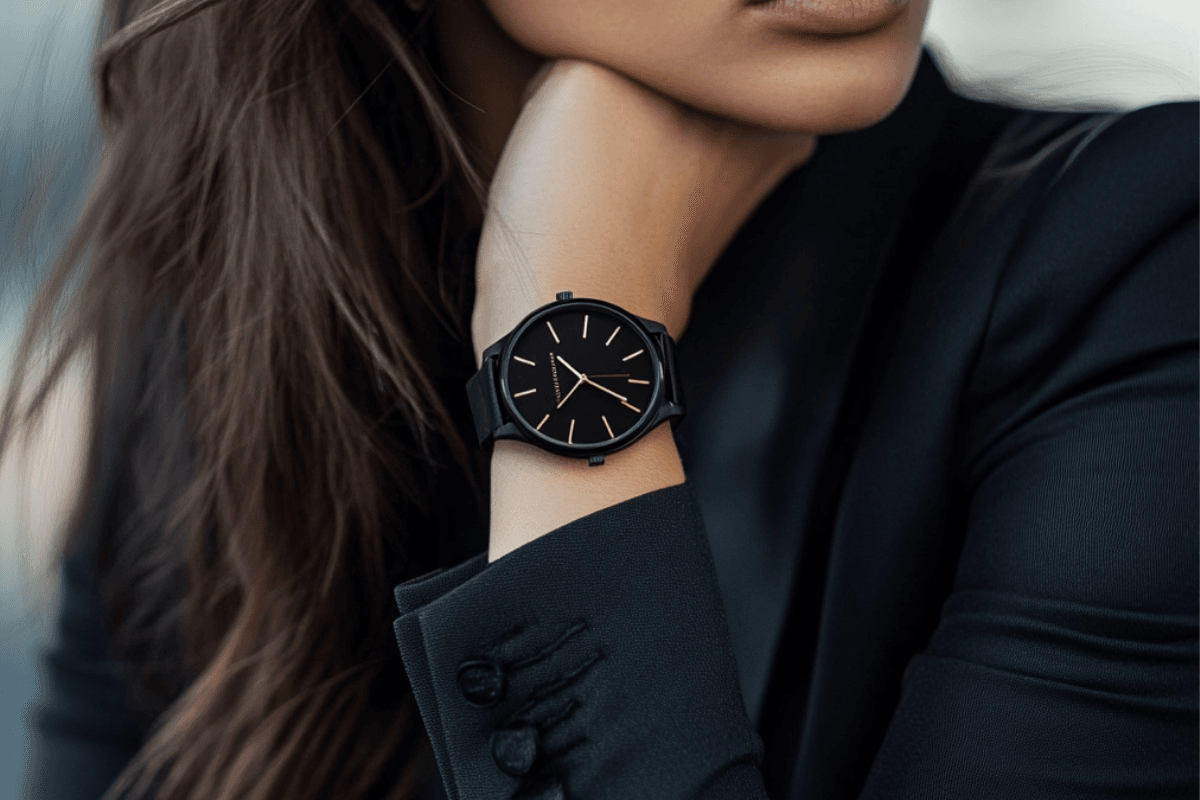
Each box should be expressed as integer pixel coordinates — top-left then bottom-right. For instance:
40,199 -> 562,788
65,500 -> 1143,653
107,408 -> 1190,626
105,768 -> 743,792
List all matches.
500,301 -> 660,452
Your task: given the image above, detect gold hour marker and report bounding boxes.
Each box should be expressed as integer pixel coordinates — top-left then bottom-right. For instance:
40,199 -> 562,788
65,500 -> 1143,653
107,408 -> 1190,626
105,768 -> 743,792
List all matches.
621,349 -> 644,362
621,401 -> 641,413
605,326 -> 621,346
536,413 -> 550,430
546,321 -> 560,343
513,388 -> 537,398
514,356 -> 536,366
568,418 -> 576,444
602,415 -> 614,439
628,379 -> 650,385
583,315 -> 588,339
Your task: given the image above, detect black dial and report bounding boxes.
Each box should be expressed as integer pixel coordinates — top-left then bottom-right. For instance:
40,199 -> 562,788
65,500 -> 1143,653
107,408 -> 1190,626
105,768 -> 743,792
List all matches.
500,300 -> 660,452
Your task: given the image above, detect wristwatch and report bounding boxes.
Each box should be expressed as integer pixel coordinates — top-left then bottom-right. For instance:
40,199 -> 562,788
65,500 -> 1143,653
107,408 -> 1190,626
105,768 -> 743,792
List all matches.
466,291 -> 685,466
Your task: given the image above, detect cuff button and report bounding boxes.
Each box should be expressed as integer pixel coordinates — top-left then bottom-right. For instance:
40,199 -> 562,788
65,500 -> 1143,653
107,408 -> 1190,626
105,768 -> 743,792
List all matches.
457,659 -> 506,707
490,723 -> 538,777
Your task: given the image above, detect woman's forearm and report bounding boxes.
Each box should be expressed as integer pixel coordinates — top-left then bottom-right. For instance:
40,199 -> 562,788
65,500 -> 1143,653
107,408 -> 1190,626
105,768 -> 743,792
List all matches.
470,61 -> 813,562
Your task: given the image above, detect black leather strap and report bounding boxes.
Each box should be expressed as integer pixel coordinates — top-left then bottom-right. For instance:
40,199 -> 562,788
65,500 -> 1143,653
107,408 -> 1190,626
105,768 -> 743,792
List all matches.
655,332 -> 686,415
465,356 -> 504,449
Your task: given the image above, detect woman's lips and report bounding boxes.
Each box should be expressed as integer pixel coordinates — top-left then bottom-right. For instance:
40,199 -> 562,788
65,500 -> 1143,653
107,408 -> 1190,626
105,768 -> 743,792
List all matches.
745,0 -> 910,36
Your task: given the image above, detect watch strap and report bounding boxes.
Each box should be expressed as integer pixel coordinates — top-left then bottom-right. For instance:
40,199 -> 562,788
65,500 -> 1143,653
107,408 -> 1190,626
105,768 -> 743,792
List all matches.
465,355 -> 503,449
654,330 -> 686,425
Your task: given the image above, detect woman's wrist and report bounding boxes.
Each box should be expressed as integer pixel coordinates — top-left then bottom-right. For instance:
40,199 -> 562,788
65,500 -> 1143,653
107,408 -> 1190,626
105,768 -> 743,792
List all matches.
473,250 -> 688,562
487,421 -> 685,562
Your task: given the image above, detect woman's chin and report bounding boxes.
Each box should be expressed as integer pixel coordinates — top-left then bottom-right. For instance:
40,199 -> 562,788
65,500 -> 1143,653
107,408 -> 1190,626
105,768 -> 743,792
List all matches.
655,47 -> 924,136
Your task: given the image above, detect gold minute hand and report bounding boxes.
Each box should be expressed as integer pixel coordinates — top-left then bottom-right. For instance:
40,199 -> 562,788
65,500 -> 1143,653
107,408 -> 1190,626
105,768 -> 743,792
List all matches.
583,377 -> 628,403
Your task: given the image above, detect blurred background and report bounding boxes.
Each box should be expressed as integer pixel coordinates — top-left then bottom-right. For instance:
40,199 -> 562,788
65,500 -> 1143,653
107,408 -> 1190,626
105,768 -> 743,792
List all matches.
0,1 -> 1196,798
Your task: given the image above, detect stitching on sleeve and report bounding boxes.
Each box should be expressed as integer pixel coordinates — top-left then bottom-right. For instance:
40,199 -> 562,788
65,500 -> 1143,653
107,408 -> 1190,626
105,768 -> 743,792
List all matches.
507,647 -> 606,723
508,621 -> 589,672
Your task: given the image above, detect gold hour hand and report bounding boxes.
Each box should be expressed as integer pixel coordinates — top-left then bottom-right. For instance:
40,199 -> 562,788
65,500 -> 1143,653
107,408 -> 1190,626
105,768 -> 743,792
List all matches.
587,373 -> 630,378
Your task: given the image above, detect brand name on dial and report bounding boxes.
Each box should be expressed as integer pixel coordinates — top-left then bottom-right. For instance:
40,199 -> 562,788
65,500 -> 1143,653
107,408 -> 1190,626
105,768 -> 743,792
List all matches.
549,351 -> 561,404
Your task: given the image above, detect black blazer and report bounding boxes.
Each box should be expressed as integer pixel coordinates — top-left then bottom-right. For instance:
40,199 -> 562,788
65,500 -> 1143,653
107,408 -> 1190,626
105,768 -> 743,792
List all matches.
22,50 -> 1198,800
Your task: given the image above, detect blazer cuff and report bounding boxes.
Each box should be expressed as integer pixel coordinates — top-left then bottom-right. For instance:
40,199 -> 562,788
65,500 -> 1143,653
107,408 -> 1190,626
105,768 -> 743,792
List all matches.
392,481 -> 765,800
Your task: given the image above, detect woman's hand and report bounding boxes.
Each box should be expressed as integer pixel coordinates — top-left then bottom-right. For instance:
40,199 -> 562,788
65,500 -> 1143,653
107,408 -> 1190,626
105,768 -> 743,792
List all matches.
471,59 -> 816,365
475,59 -> 817,562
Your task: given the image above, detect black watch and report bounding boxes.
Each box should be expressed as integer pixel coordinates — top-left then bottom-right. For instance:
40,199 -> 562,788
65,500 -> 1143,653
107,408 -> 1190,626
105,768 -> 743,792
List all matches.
466,291 -> 685,466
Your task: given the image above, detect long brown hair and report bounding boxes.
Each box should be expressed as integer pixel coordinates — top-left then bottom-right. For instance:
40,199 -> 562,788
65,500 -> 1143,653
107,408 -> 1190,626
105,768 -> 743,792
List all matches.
3,0 -> 491,797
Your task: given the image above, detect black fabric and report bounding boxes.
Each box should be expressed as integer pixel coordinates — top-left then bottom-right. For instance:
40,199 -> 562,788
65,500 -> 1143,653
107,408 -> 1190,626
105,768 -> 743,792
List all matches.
20,49 -> 1198,800
394,484 -> 762,799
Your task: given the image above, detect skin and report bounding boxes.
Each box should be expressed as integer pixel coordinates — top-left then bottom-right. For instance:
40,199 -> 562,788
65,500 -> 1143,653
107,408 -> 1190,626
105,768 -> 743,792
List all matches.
429,0 -> 931,561
434,0 -> 930,186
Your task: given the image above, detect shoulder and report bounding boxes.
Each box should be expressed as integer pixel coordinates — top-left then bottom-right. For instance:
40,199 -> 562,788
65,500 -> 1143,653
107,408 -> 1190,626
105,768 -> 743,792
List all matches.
949,99 -> 1198,611
997,99 -> 1197,270
954,99 -> 1198,405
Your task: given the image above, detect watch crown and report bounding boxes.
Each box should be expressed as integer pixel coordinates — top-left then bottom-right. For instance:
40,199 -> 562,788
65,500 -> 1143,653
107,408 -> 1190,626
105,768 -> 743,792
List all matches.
555,291 -> 573,301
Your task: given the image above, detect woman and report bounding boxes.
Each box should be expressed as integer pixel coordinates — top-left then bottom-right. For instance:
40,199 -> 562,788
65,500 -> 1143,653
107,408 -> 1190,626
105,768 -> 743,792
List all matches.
10,0 -> 1196,796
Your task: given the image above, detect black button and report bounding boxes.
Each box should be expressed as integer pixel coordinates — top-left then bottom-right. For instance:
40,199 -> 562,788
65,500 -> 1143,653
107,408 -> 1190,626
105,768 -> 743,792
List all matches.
490,724 -> 538,777
457,659 -> 506,707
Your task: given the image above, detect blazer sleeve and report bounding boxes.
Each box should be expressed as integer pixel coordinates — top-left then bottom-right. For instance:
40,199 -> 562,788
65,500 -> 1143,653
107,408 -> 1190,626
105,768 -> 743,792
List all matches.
858,101 -> 1198,798
392,480 -> 768,800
